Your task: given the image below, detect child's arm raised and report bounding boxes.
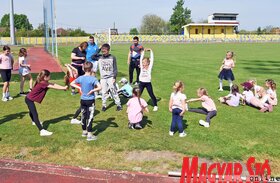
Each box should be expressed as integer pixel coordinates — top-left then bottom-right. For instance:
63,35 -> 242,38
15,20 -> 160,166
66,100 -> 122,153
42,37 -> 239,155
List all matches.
147,49 -> 154,70
140,50 -> 145,69
48,83 -> 68,90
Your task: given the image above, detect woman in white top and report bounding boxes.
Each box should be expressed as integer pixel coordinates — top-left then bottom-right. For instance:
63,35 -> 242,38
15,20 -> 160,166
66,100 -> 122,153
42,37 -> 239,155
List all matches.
139,48 -> 158,111
218,51 -> 235,91
18,48 -> 33,96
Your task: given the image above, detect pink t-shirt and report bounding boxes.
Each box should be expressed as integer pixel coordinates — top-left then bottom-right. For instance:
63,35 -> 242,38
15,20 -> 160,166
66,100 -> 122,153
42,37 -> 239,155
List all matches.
127,97 -> 148,123
0,53 -> 13,69
201,95 -> 217,111
223,58 -> 234,69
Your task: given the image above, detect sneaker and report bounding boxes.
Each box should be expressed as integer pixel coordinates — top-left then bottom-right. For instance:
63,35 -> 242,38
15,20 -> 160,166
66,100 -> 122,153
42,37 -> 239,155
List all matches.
169,131 -> 174,136
7,96 -> 13,100
135,123 -> 142,129
32,121 -> 43,126
40,129 -> 53,136
199,120 -> 210,128
71,118 -> 81,124
82,131 -> 88,137
2,97 -> 8,102
19,92 -> 27,96
116,105 -> 122,111
153,106 -> 158,112
102,106 -> 106,112
28,88 -> 32,92
128,123 -> 134,129
218,88 -> 223,91
179,131 -> 187,137
260,107 -> 268,113
87,135 -> 97,141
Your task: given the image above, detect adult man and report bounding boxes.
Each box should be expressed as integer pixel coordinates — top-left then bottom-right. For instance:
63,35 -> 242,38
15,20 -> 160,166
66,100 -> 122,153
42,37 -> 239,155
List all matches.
86,36 -> 99,73
127,36 -> 144,85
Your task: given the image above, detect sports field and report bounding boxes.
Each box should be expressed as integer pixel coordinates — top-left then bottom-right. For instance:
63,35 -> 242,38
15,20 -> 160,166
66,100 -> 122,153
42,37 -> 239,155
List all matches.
0,43 -> 279,175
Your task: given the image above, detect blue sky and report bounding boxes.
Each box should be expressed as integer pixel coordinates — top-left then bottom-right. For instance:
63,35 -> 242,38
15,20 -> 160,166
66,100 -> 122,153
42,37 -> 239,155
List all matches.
0,0 -> 279,33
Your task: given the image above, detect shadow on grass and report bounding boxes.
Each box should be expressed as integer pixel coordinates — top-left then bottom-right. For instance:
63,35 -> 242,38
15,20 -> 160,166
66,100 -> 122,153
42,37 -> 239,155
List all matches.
141,116 -> 153,128
43,114 -> 73,129
0,112 -> 28,125
9,72 -> 66,82
92,117 -> 118,136
239,59 -> 280,75
147,97 -> 162,106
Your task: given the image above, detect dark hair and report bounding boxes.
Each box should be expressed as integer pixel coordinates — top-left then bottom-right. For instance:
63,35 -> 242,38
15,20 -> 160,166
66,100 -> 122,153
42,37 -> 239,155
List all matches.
35,69 -> 50,86
3,45 -> 11,51
79,41 -> 88,50
101,43 -> 110,50
84,62 -> 93,72
231,84 -> 239,96
266,79 -> 276,91
19,48 -> 27,57
64,71 -> 71,87
132,87 -> 141,98
89,35 -> 94,39
133,36 -> 139,41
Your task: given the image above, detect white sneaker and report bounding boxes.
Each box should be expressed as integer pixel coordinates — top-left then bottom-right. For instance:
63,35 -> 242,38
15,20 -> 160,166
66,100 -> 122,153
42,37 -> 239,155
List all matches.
7,96 -> 13,100
2,97 -> 8,102
153,106 -> 158,111
32,121 -> 43,126
87,135 -> 97,141
179,131 -> 187,137
71,118 -> 81,124
218,88 -> 223,91
40,129 -> 53,136
169,131 -> 174,136
199,120 -> 210,128
82,131 -> 88,137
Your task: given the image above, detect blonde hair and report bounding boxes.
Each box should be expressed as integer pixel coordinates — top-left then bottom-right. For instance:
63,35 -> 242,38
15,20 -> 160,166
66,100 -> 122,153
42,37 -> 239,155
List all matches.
142,57 -> 150,65
173,81 -> 184,93
197,88 -> 208,96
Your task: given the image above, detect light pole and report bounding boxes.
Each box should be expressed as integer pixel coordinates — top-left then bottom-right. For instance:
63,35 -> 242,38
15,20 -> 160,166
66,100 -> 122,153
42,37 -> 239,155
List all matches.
9,0 -> 16,45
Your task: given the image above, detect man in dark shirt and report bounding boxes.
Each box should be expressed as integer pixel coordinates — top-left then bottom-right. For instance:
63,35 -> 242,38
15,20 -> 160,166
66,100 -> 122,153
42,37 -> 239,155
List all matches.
127,36 -> 144,85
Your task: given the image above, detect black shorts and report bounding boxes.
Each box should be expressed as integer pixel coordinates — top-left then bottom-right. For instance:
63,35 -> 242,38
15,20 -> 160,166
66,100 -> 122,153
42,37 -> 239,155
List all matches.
0,69 -> 12,82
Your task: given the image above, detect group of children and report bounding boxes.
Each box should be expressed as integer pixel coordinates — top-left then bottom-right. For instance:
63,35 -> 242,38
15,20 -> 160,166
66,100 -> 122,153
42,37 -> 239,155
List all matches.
0,44 -> 277,140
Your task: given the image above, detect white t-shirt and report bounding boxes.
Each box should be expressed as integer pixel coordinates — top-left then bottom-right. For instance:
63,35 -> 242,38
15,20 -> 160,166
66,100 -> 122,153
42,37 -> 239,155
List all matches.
223,59 -> 234,69
18,56 -> 30,76
170,91 -> 187,110
267,88 -> 277,105
139,51 -> 154,83
242,90 -> 254,104
225,93 -> 243,107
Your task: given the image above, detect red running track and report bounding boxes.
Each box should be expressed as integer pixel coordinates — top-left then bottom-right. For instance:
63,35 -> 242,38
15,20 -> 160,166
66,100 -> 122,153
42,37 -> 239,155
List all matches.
13,47 -> 62,73
0,159 -> 179,183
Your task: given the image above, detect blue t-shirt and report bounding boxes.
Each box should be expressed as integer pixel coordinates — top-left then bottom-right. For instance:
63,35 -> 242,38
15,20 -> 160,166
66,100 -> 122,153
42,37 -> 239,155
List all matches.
86,42 -> 99,62
75,75 -> 99,100
120,84 -> 133,97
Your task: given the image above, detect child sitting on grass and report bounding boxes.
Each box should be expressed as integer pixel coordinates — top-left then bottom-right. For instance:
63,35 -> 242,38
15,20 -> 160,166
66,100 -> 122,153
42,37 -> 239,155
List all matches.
187,88 -> 217,128
118,77 -> 132,98
219,84 -> 243,107
126,87 -> 149,129
265,79 -> 277,106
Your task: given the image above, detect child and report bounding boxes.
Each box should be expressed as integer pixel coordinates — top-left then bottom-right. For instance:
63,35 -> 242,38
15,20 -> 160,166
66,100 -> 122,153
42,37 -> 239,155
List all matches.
18,48 -> 33,96
248,79 -> 261,98
169,81 -> 187,137
241,82 -> 272,112
218,51 -> 235,91
0,46 -> 14,101
64,63 -> 79,95
187,88 -> 217,128
139,48 -> 158,111
219,84 -> 243,107
127,87 -> 149,129
71,62 -> 101,141
25,69 -> 68,136
265,79 -> 277,106
118,77 -> 133,98
97,43 -> 122,111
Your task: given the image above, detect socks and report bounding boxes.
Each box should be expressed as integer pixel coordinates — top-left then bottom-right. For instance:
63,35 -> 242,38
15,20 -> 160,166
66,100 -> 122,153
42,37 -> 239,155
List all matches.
219,80 -> 223,90
2,93 -> 6,98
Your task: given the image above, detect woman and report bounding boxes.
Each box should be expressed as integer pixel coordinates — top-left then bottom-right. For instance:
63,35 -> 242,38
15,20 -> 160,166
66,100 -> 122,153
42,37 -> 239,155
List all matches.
71,41 -> 88,76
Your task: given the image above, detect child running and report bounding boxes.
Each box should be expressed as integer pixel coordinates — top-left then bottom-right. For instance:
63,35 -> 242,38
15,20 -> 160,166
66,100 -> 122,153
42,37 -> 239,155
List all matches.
139,48 -> 158,111
18,48 -> 33,96
187,88 -> 217,128
127,87 -> 149,129
218,51 -> 235,91
25,69 -> 68,136
265,79 -> 277,106
169,81 -> 187,137
218,84 -> 243,107
0,46 -> 14,102
71,62 -> 101,141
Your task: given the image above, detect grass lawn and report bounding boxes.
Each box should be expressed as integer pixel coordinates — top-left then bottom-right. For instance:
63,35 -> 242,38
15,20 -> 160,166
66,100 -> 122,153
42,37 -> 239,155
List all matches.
1,43 -> 280,175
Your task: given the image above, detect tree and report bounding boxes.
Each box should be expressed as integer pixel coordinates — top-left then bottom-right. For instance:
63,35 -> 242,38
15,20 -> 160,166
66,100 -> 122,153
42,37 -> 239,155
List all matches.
169,0 -> 191,34
257,27 -> 262,35
140,14 -> 167,35
129,28 -> 139,35
0,14 -> 33,30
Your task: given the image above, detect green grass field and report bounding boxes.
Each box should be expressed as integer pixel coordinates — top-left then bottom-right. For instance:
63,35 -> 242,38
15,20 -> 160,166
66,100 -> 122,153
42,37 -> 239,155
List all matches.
1,43 -> 280,175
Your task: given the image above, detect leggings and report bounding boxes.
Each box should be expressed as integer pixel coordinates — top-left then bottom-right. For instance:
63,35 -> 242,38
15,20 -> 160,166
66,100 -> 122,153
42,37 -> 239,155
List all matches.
170,108 -> 184,133
139,82 -> 157,107
25,97 -> 43,131
188,108 -> 217,124
129,60 -> 140,84
81,99 -> 95,132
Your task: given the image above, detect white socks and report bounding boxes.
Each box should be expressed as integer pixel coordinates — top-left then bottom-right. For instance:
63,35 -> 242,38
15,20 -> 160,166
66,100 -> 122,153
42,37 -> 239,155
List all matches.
219,80 -> 223,90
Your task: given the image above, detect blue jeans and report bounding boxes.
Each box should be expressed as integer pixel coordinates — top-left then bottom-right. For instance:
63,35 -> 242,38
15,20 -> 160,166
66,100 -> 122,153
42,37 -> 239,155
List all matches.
170,108 -> 184,133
